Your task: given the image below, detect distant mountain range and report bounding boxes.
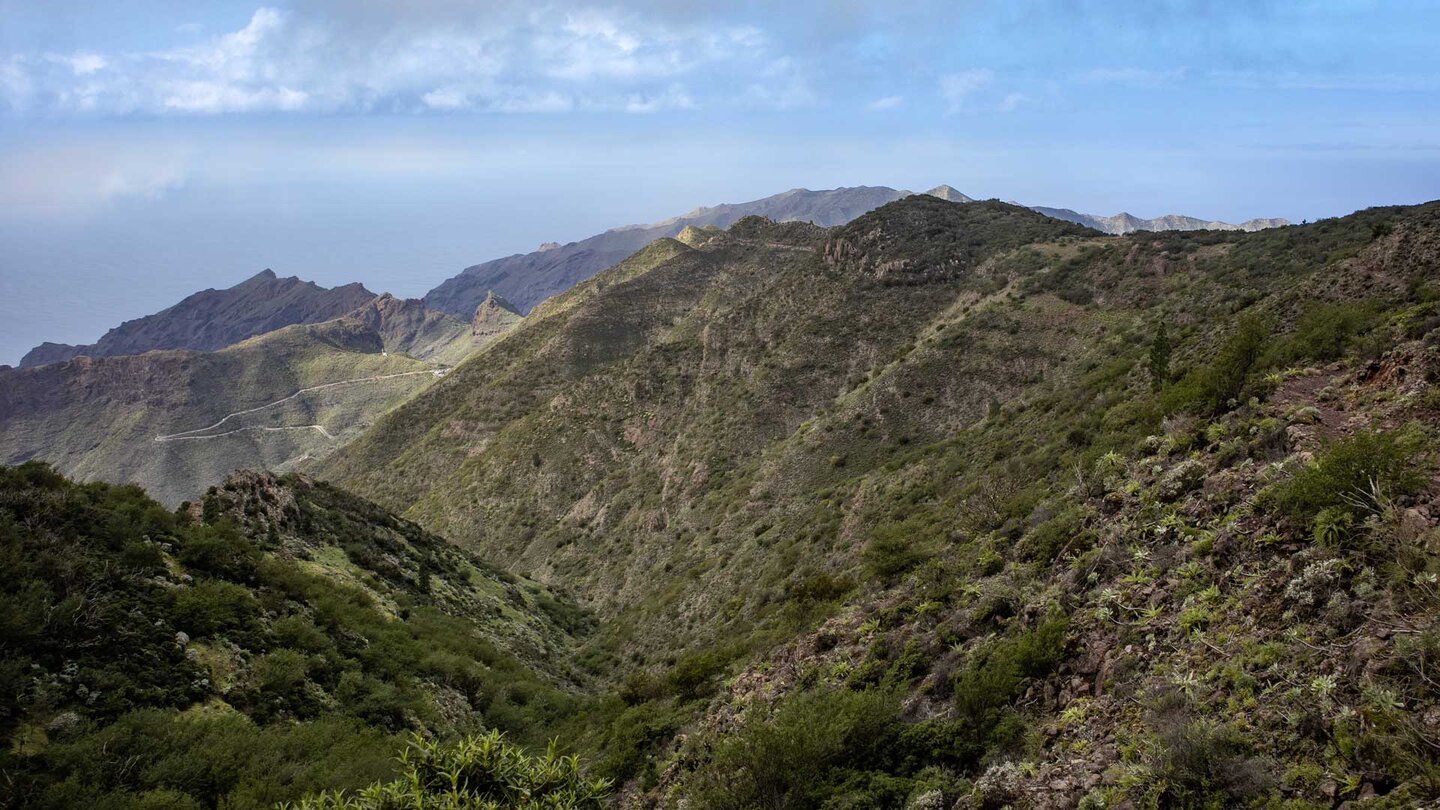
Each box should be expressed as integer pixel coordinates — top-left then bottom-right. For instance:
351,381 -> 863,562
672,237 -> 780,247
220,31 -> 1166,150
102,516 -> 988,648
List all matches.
1028,205 -> 1289,235
421,184 -> 1288,318
19,269 -> 376,368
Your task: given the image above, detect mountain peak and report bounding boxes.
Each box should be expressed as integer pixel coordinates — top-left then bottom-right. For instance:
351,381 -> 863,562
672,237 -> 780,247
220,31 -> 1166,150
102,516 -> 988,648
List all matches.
478,289 -> 521,316
472,290 -> 523,338
924,184 -> 975,203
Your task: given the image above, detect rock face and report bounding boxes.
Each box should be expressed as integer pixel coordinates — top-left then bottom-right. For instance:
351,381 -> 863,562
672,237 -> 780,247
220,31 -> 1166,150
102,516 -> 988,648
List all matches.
340,293 -> 495,363
924,184 -> 976,203
470,291 -> 524,340
19,269 -> 377,367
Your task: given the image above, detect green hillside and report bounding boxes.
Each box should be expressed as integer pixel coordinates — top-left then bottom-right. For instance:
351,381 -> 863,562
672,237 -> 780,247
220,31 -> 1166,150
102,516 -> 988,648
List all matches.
313,195 -> 1440,807
0,464 -> 586,809
8,195 -> 1440,808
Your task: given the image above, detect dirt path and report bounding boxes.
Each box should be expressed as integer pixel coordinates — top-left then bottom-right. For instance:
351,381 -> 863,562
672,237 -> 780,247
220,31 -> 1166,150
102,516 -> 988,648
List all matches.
156,424 -> 338,443
154,369 -> 438,443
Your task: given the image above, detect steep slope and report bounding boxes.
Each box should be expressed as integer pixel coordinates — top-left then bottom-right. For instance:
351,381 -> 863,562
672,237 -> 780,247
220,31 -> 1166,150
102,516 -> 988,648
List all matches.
20,269 -> 377,367
321,195 -> 1440,806
640,202 -> 1440,809
469,290 -> 525,342
0,464 -> 586,809
421,186 -> 915,317
322,197 -> 1098,633
0,295 -> 514,506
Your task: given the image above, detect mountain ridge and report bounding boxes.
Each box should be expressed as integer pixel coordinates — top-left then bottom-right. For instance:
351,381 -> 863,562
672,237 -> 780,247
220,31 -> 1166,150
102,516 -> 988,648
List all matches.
0,290 -> 519,505
19,269 -> 378,368
422,184 -> 1287,322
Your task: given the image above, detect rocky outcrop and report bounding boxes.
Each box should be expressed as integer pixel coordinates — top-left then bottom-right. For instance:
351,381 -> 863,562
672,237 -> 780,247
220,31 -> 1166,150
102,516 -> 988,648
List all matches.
470,291 -> 523,340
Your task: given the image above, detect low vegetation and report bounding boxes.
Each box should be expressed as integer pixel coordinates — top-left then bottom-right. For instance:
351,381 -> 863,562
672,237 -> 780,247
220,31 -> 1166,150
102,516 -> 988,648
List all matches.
7,196 -> 1440,808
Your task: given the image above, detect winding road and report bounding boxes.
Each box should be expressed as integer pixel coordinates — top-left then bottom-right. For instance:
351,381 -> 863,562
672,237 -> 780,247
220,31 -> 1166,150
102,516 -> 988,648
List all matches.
154,369 -> 442,443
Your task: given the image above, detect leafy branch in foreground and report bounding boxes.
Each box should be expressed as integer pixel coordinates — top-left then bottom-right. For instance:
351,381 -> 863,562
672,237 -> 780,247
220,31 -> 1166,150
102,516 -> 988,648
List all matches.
279,732 -> 610,810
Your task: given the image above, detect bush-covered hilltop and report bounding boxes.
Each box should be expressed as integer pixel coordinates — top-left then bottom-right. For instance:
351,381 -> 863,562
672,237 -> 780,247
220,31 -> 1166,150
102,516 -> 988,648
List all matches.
315,195 -> 1440,807
8,194 -> 1440,808
0,466 -> 588,808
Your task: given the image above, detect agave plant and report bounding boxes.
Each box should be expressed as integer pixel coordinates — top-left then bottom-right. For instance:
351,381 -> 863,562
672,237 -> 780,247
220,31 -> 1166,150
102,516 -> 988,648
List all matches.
279,732 -> 610,810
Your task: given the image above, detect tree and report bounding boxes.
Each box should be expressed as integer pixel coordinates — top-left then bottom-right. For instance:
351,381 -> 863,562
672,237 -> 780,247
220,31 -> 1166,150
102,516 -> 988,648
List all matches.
1148,320 -> 1172,391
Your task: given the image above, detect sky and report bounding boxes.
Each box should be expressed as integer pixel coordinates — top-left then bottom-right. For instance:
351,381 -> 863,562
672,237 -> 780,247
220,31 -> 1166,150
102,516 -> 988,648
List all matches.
2,1 -> 1439,365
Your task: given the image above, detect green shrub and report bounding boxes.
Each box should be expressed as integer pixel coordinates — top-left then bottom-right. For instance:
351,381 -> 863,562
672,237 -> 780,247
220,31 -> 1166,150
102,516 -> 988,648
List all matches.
179,521 -> 262,582
1147,717 -> 1273,809
121,540 -> 168,572
1266,302 -> 1380,366
1164,315 -> 1270,415
595,700 -> 684,785
950,614 -> 1068,762
1263,428 -> 1428,525
686,687 -> 902,810
666,649 -> 732,702
864,520 -> 933,580
281,732 -> 609,809
172,580 -> 260,638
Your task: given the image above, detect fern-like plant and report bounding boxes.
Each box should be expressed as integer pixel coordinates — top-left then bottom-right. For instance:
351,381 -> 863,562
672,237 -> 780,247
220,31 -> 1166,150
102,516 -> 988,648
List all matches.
279,732 -> 610,810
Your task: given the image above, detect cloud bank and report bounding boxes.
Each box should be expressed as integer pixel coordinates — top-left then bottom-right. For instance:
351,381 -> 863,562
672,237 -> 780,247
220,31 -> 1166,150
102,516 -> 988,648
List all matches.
0,4 -> 805,115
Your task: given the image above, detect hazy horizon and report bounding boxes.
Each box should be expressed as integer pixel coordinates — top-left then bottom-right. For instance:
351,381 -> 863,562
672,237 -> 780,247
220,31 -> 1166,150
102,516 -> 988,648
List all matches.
3,0 -> 1439,365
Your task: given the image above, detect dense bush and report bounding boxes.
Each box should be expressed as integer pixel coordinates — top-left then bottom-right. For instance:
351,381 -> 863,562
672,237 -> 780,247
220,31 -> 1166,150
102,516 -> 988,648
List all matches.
1266,301 -> 1381,366
281,732 -> 609,810
1145,714 -> 1273,809
1163,315 -> 1270,415
951,614 -> 1068,759
864,518 -> 935,580
0,464 -> 576,809
687,687 -> 903,810
1263,428 -> 1428,525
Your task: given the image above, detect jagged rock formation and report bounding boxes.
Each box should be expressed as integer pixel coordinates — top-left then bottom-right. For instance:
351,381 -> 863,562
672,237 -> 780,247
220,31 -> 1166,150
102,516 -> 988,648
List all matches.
470,291 -> 524,340
19,269 -> 376,367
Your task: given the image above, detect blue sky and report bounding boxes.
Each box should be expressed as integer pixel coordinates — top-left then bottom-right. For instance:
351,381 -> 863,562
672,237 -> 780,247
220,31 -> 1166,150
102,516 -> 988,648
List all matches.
2,0 -> 1439,364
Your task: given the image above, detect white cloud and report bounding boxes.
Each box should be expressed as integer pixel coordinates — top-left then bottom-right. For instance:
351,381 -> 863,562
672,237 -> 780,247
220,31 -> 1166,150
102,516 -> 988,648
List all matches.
939,69 -> 993,114
868,95 -> 903,110
0,4 -> 794,116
